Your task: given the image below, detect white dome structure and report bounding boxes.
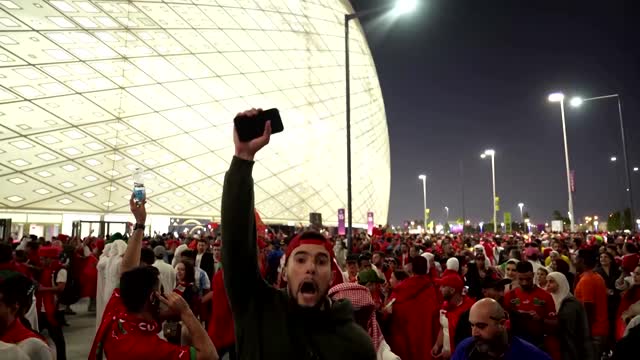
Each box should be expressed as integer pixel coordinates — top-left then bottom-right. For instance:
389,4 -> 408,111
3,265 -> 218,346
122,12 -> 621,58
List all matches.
0,0 -> 390,226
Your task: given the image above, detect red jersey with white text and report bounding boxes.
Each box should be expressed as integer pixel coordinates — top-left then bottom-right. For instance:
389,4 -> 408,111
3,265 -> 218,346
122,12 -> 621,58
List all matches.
504,286 -> 556,347
89,289 -> 195,360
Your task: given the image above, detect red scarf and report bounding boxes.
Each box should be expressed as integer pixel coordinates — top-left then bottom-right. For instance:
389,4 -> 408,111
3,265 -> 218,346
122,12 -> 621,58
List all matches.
0,318 -> 44,344
89,289 -> 160,360
36,261 -> 63,327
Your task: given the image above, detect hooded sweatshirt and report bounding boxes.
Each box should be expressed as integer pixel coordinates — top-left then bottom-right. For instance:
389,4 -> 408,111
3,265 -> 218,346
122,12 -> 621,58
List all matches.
386,274 -> 440,360
222,157 -> 376,360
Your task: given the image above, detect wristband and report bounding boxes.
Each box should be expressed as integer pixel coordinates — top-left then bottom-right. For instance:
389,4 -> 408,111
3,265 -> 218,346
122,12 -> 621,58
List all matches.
134,223 -> 145,231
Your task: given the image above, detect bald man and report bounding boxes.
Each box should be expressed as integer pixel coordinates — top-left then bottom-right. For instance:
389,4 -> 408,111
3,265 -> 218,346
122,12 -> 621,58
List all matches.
451,298 -> 551,360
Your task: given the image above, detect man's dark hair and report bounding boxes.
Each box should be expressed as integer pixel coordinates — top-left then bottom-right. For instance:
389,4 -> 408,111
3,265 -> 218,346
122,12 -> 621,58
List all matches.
0,243 -> 12,263
120,266 -> 160,313
411,256 -> 428,275
358,255 -> 371,268
181,249 -> 196,261
393,270 -> 410,282
196,237 -> 208,244
624,243 -> 638,254
516,261 -> 533,274
140,248 -> 155,266
346,254 -> 358,265
572,238 -> 583,248
0,273 -> 35,310
577,249 -> 597,269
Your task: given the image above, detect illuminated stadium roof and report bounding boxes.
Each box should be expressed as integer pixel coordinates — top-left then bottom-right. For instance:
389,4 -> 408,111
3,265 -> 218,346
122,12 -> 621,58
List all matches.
0,0 -> 390,224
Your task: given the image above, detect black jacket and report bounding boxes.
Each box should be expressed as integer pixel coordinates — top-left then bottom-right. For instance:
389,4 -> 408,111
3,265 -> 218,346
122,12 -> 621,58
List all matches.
221,157 -> 376,360
198,252 -> 215,281
613,324 -> 640,360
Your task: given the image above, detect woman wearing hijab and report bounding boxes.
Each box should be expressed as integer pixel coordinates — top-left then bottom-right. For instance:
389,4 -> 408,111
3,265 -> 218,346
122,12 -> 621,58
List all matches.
329,283 -> 399,360
546,272 -> 594,360
553,258 -> 575,291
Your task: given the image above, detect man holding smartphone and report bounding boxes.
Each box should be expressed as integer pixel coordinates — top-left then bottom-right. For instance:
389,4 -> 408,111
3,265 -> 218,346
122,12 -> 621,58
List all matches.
89,197 -> 217,360
221,108 -> 376,360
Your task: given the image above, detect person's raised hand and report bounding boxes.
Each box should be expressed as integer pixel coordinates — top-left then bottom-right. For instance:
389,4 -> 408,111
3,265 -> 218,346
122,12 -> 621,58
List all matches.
233,108 -> 272,161
158,292 -> 190,316
129,194 -> 147,225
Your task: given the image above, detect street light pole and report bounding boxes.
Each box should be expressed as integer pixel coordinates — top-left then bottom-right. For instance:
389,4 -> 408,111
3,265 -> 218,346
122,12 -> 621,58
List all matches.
345,14 -> 353,252
445,206 -> 449,223
419,175 -> 427,231
490,154 -> 497,233
481,149 -> 497,233
549,93 -> 575,232
570,94 -> 634,227
344,0 -> 417,253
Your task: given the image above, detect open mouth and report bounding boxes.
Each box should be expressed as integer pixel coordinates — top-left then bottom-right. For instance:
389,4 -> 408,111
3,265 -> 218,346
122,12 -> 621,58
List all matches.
299,280 -> 318,301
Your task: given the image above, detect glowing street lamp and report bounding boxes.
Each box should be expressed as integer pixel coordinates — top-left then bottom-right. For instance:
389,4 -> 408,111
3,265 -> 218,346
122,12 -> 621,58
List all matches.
345,0 -> 418,251
548,92 -> 575,231
480,149 -> 497,232
393,0 -> 418,15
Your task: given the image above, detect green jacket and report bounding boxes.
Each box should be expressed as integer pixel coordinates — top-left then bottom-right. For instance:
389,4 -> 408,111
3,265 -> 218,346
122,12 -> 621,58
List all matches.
221,157 -> 376,360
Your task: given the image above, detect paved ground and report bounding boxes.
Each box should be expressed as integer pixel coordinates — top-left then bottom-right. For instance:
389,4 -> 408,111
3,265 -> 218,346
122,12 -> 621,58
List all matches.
62,299 -> 95,360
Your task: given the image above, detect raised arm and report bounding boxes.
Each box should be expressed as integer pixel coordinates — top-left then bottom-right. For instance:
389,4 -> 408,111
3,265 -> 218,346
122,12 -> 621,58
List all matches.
121,197 -> 146,274
222,109 -> 272,311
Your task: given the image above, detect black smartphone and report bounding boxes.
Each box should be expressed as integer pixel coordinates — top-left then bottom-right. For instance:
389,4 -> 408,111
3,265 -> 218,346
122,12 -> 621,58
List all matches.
234,108 -> 284,142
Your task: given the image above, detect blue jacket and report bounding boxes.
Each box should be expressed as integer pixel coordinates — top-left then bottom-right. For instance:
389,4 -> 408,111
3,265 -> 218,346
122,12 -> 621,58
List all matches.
451,336 -> 551,360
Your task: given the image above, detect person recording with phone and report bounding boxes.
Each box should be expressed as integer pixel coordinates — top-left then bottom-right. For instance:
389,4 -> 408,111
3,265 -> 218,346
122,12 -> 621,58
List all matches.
89,196 -> 217,360
221,108 -> 376,360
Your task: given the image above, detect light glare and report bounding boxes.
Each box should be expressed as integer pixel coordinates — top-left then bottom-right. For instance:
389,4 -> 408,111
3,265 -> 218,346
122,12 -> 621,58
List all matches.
569,97 -> 583,107
548,92 -> 565,102
394,0 -> 418,15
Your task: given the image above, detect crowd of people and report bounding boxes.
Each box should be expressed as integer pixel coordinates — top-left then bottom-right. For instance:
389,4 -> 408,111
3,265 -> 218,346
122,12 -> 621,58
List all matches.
1,110 -> 640,360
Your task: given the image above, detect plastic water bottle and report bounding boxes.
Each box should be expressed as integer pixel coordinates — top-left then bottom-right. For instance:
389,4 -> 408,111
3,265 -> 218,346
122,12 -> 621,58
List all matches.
133,168 -> 145,205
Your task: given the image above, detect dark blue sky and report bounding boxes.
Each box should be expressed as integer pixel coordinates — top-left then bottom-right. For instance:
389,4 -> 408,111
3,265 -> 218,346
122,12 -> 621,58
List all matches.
351,0 -> 640,226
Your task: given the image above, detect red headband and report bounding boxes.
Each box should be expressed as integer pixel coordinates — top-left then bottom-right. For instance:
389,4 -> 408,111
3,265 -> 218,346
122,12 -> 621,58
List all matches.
285,236 -> 334,262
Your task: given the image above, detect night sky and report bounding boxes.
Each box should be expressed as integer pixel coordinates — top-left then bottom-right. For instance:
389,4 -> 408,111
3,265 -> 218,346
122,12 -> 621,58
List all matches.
350,0 -> 640,226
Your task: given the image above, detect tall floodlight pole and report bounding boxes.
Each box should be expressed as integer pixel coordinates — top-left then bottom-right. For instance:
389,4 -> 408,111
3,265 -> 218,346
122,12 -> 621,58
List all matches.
548,92 -> 575,231
345,0 -> 417,252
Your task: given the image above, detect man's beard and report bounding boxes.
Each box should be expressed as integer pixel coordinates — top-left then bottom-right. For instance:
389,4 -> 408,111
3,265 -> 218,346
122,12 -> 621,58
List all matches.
471,331 -> 508,358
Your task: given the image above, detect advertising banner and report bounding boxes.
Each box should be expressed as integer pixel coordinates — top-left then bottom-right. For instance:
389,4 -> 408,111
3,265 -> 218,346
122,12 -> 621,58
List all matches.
338,209 -> 345,235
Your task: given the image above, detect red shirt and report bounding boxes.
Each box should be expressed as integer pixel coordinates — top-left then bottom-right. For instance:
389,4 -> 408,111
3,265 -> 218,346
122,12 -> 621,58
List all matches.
90,289 -> 195,360
575,270 -> 609,337
207,270 -> 235,350
504,286 -> 556,346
